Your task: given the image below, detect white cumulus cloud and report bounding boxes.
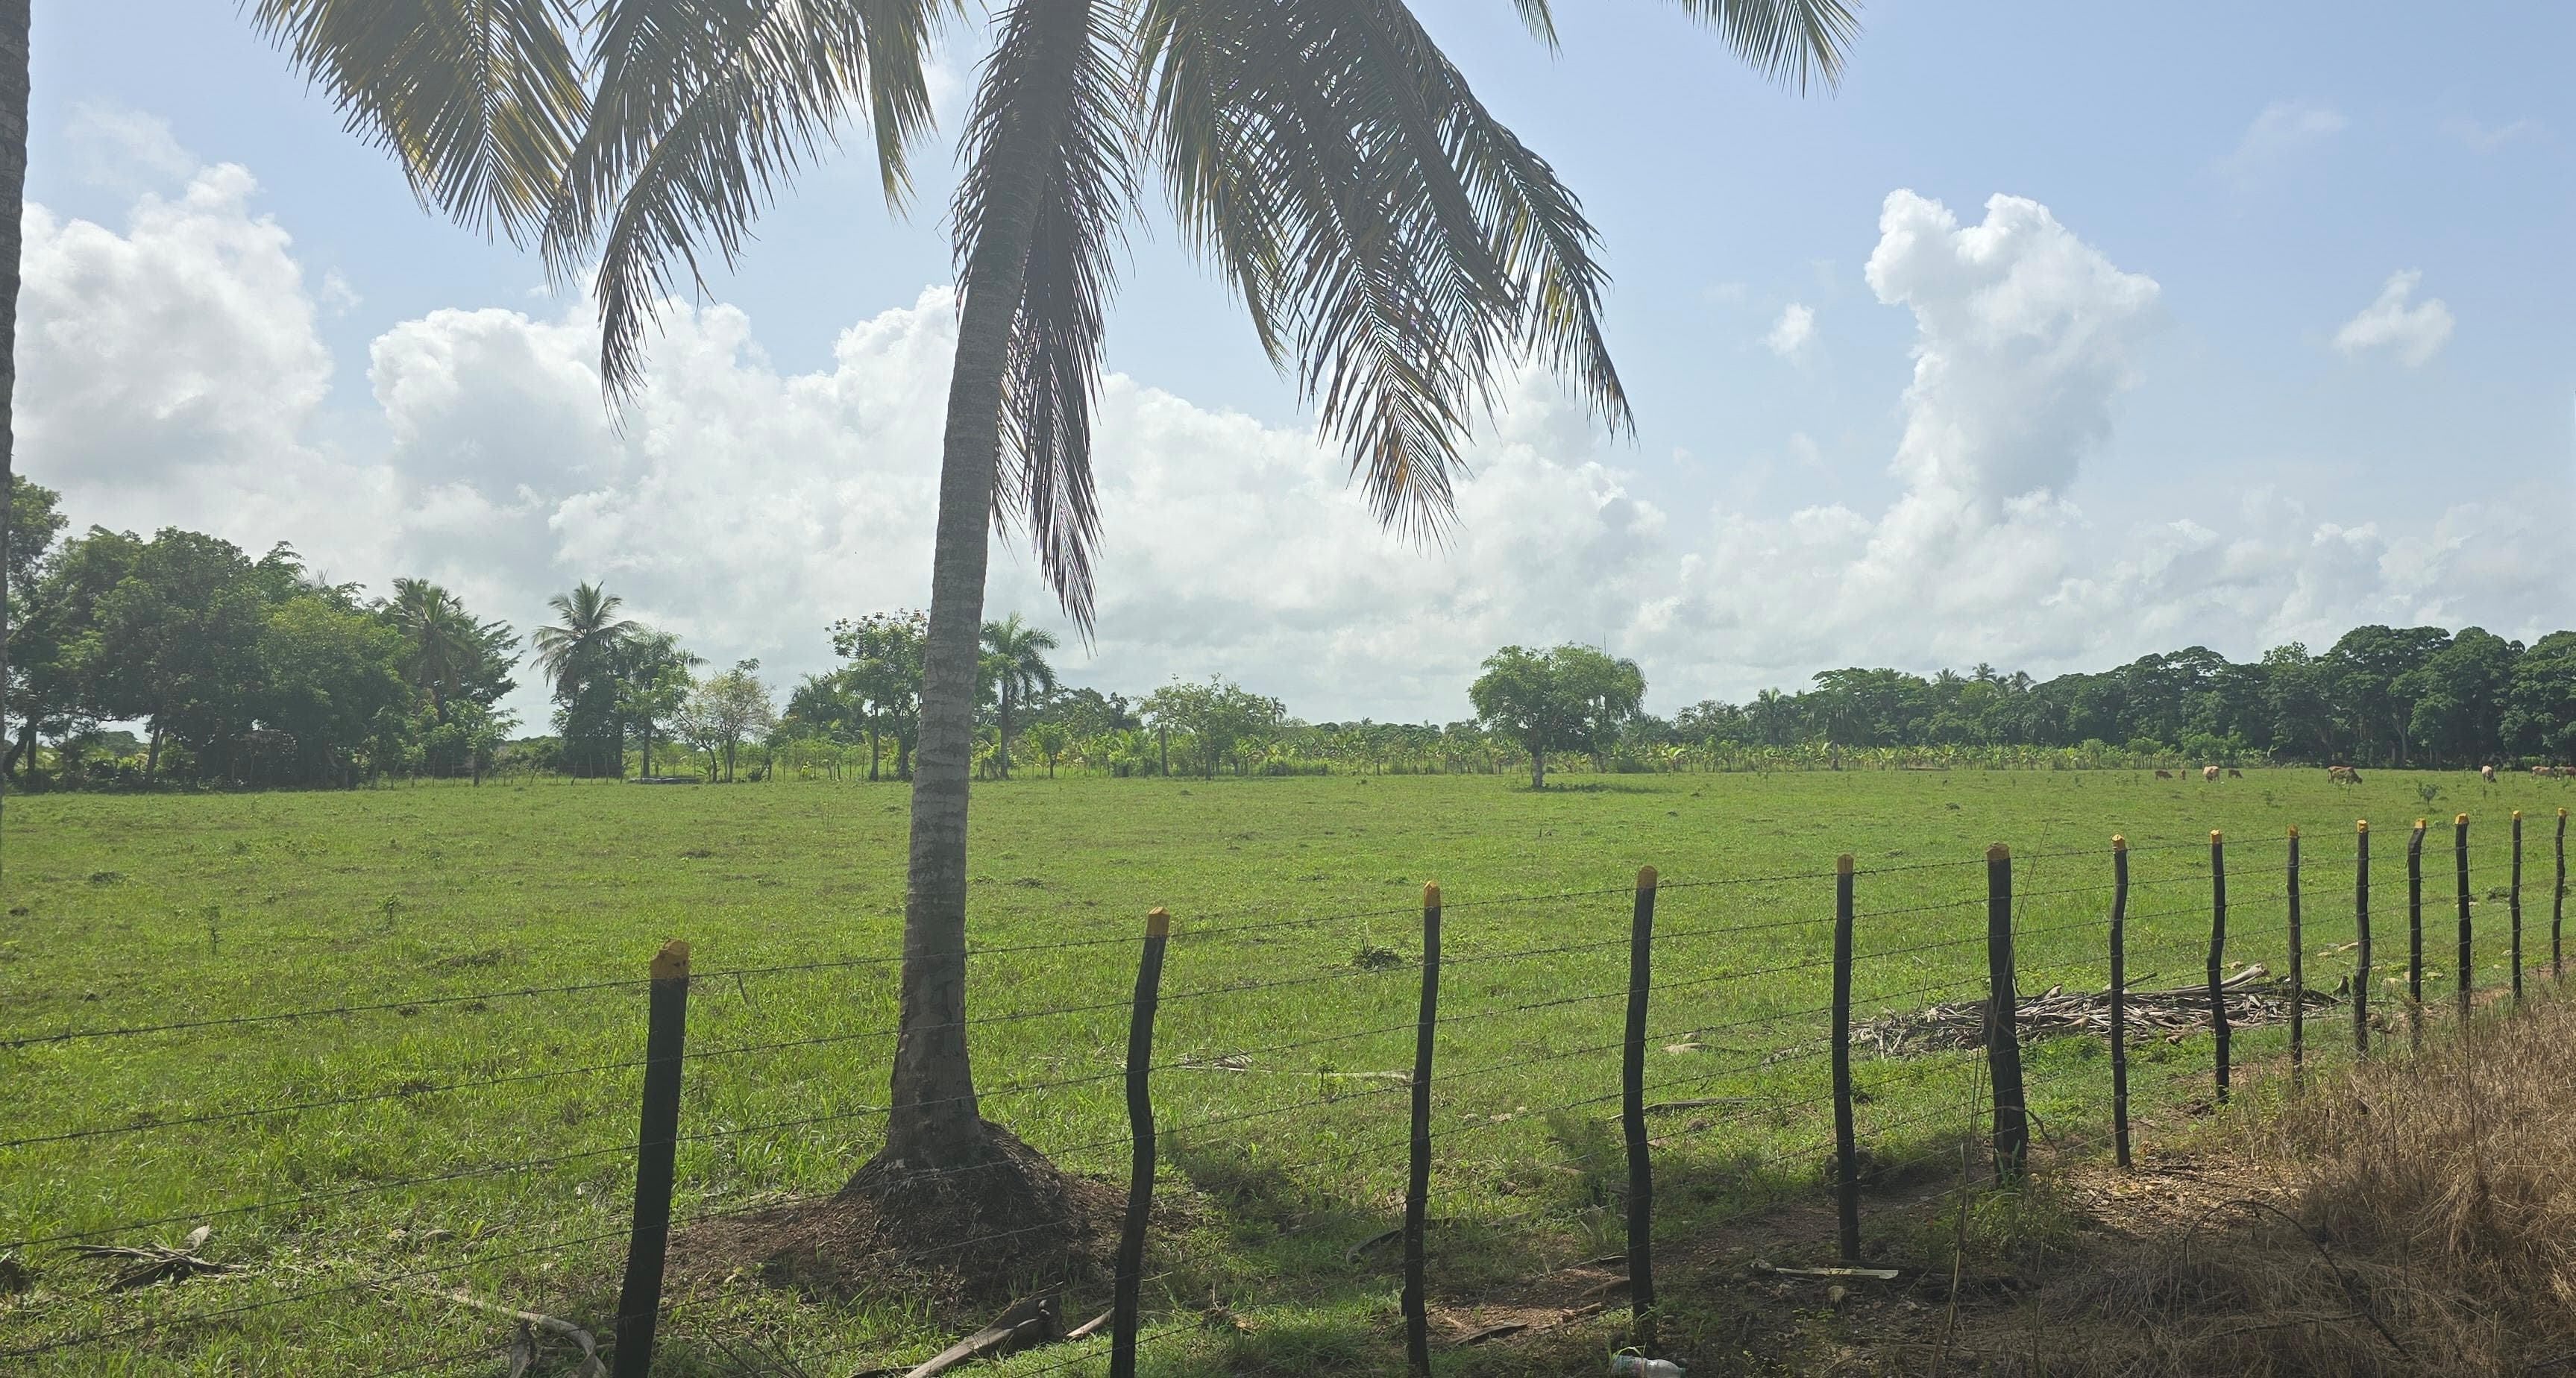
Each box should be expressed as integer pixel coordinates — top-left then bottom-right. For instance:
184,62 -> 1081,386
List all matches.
2333,270 -> 2454,366
14,154 -> 2569,726
1763,302 -> 1816,357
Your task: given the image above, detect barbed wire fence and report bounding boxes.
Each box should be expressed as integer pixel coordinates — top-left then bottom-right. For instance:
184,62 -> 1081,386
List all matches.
1,807 -> 2566,1374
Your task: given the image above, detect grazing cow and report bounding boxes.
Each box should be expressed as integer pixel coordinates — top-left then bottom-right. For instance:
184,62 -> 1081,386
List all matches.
2154,769 -> 2173,779
2202,765 -> 2220,782
2328,764 -> 2362,785
2483,764 -> 2498,783
2228,768 -> 2244,778
2539,766 -> 2555,778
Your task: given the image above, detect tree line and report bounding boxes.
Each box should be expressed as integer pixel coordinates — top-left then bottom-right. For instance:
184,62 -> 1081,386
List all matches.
0,485 -> 794,787
11,482 -> 2573,789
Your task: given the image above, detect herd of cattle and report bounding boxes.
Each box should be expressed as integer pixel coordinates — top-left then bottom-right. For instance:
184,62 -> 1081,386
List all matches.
2149,764 -> 2576,784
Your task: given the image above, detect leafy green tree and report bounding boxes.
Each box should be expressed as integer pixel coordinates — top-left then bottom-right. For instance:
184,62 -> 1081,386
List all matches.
1142,677 -> 1285,779
1,476 -> 63,775
2326,626 -> 2453,767
2504,632 -> 2576,764
1027,720 -> 1071,778
2398,628 -> 2518,767
978,614 -> 1058,780
1468,644 -> 1645,789
618,629 -> 701,776
256,591 -> 411,784
684,659 -> 778,782
72,529 -> 282,781
532,582 -> 640,778
832,611 -> 929,781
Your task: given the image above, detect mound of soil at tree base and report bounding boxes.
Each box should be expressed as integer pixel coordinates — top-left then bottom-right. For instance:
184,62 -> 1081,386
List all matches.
667,1123 -> 1122,1309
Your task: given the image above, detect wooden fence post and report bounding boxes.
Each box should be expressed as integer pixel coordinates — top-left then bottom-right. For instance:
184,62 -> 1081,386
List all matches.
1402,884 -> 1442,1378
2557,808 -> 2567,981
2511,811 -> 2525,1004
1622,866 -> 1659,1350
1831,855 -> 1859,1259
1985,844 -> 2029,1183
1110,907 -> 1171,1378
2287,825 -> 2303,1087
2355,822 -> 2371,1057
613,939 -> 690,1378
2109,836 -> 2131,1168
2208,831 -> 2230,1106
2455,814 -> 2473,1026
2409,819 -> 2426,1051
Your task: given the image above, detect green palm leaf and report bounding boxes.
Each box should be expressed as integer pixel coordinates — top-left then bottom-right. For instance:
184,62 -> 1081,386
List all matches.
248,0 -> 588,245
542,0 -> 949,399
955,0 -> 1140,630
1140,0 -> 1626,538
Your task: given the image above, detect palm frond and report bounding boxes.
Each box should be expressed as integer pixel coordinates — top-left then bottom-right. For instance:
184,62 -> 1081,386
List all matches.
1140,0 -> 1624,539
956,0 -> 1140,632
544,0 -> 949,400
249,0 -> 587,245
1661,0 -> 1858,92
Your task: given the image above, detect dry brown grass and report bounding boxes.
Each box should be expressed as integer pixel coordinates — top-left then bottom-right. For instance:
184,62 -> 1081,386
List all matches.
1897,987 -> 2576,1376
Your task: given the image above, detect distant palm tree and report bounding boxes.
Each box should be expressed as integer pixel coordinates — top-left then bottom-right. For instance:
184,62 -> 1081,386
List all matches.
387,578 -> 486,723
979,614 -> 1059,780
533,582 -> 641,776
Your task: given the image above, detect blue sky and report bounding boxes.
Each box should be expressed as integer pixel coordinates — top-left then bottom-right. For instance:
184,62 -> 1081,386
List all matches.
18,1 -> 2574,725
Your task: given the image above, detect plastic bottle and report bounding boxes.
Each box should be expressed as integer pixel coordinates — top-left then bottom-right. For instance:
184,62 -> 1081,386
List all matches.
1609,1356 -> 1686,1377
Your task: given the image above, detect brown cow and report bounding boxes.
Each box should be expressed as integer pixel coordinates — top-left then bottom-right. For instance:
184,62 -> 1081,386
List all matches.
2328,764 -> 2362,785
2154,769 -> 2173,779
2227,768 -> 2244,778
2538,766 -> 2555,778
2202,765 -> 2220,782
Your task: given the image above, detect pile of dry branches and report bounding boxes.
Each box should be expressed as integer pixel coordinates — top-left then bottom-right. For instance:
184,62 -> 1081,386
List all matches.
1856,965 -> 2340,1057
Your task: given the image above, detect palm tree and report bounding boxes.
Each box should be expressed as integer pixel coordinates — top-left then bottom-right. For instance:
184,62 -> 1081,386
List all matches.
533,582 -> 641,777
388,580 -> 472,721
979,614 -> 1059,780
385,577 -> 512,725
314,0 -> 1859,1173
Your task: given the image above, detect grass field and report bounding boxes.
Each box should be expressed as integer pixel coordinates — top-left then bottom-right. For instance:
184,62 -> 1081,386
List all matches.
1,767 -> 2565,1375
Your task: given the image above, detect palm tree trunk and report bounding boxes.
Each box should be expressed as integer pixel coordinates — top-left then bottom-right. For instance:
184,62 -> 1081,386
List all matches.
879,37 -> 1070,1170
1530,746 -> 1544,790
0,0 -> 25,878
996,689 -> 1011,780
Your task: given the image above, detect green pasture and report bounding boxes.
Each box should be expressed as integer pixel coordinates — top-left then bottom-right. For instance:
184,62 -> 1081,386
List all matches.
0,767 -> 2564,1375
